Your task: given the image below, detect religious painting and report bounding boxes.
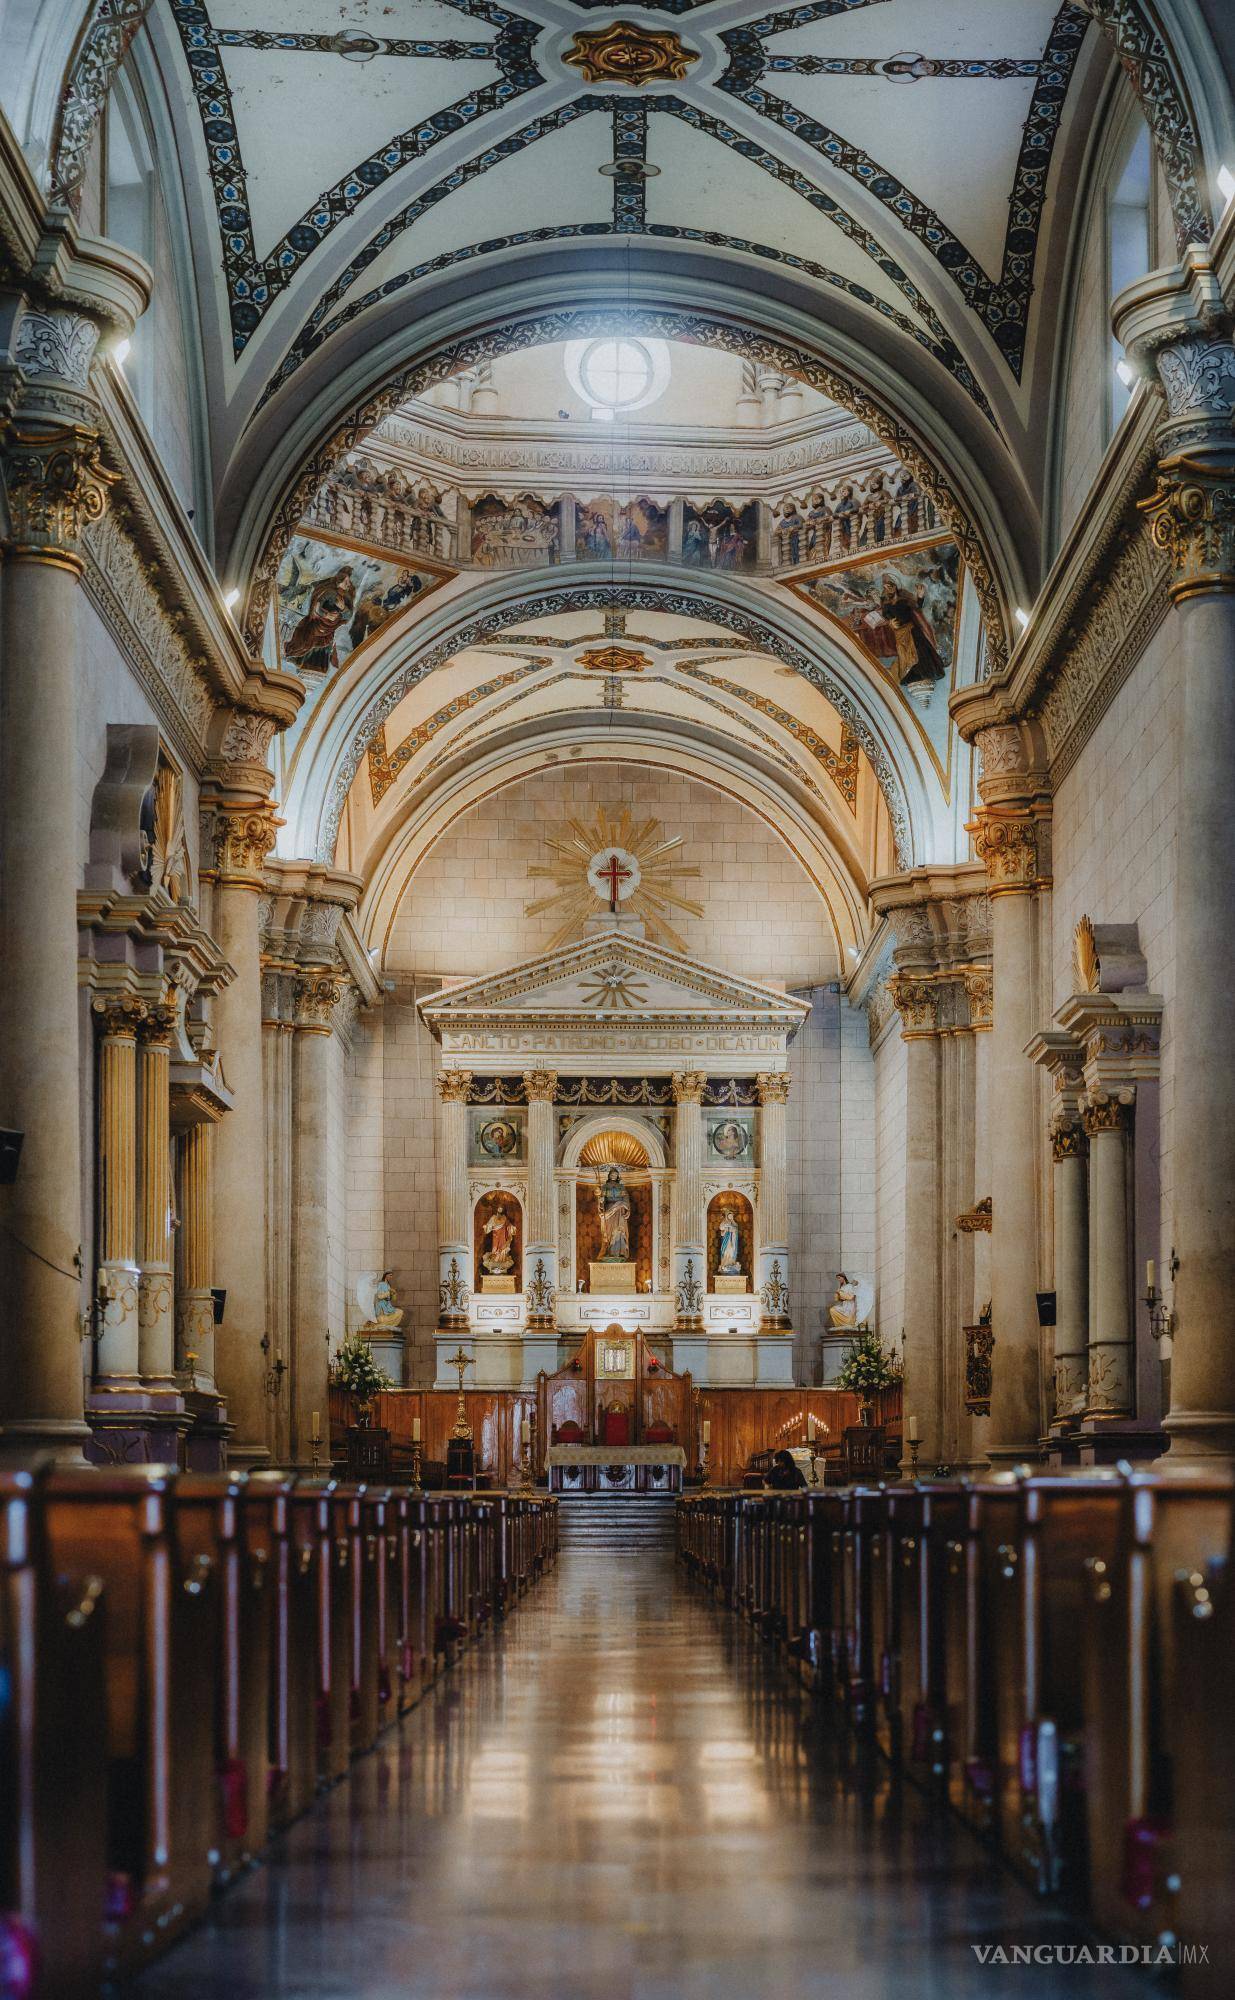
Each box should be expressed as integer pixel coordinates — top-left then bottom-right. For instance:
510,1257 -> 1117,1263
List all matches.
706,1111 -> 753,1163
575,1176 -> 653,1292
575,496 -> 668,562
681,500 -> 759,572
596,1335 -> 635,1381
470,1107 -> 525,1164
789,539 -> 961,692
276,533 -> 447,675
474,1190 -> 522,1289
707,1192 -> 754,1292
469,493 -> 560,566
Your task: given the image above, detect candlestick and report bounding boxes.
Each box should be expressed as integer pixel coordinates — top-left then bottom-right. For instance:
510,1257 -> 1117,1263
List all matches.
412,1415 -> 422,1442
702,1419 -> 711,1443
1146,1258 -> 1155,1293
310,1410 -> 321,1442
907,1413 -> 920,1443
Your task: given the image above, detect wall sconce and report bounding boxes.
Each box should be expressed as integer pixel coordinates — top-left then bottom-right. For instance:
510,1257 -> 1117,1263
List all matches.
260,1332 -> 287,1399
1144,1250 -> 1179,1350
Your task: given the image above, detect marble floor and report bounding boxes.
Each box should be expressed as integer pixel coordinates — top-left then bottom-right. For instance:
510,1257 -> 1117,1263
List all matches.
133,1550 -> 1154,2000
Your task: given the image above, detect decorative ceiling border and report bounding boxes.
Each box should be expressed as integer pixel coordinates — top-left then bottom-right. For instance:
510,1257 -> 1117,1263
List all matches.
717,0 -> 1089,379
51,0 -> 154,209
167,0 -> 543,355
260,97 -> 984,415
674,661 -> 859,808
367,658 -> 549,805
242,307 -> 1012,672
317,582 -> 914,868
1083,0 -> 1211,255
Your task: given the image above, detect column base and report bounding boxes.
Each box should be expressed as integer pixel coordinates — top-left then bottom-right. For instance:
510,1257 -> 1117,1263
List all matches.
984,1441 -> 1047,1467
1158,1408 -> 1235,1462
1069,1419 -> 1168,1468
85,1384 -> 194,1467
0,1415 -> 91,1462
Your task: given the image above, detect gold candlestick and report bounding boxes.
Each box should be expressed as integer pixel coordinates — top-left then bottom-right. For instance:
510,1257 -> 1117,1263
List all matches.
411,1439 -> 423,1489
446,1344 -> 474,1440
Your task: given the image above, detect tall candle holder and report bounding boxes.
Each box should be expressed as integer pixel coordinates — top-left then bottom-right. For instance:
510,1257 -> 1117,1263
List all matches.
410,1437 -> 423,1489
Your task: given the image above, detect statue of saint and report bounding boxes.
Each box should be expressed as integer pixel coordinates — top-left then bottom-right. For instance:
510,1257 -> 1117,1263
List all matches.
372,1272 -> 400,1325
717,1205 -> 742,1276
827,1273 -> 858,1330
596,1166 -> 632,1262
480,1204 -> 517,1275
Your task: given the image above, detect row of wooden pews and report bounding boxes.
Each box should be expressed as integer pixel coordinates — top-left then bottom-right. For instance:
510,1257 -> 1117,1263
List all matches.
0,1460 -> 558,1995
678,1470 -> 1233,1971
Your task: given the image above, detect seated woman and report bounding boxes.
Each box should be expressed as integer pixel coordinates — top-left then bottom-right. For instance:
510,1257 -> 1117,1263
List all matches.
764,1448 -> 807,1490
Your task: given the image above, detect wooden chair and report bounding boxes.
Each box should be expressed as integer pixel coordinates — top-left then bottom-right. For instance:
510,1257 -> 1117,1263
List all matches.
841,1423 -> 885,1482
345,1425 -> 391,1480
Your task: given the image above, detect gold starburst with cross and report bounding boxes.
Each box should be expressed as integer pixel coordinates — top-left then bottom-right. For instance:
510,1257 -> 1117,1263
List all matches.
525,808 -> 703,951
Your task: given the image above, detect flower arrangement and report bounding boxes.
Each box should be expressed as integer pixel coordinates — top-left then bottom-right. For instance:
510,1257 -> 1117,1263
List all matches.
330,1332 -> 393,1404
835,1330 -> 904,1400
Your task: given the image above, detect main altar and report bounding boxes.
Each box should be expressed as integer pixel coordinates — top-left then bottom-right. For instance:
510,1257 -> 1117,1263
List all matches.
418,925 -> 809,1389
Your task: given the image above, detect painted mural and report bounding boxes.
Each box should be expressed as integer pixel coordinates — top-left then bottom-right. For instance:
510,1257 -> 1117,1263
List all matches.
681,500 -> 759,571
790,539 -> 960,691
575,496 -> 669,562
470,494 -> 560,566
276,533 -> 447,675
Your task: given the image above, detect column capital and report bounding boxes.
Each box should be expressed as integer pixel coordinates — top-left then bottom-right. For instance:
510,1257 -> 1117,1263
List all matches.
1051,1120 -> 1088,1163
436,1068 -> 473,1104
92,993 -> 147,1039
888,973 -> 938,1038
962,966 -> 994,1030
671,1070 -> 707,1104
967,806 -> 1049,896
137,1003 -> 178,1048
205,799 -> 281,891
522,1068 -> 558,1102
1,420 -> 116,570
1082,1087 -> 1135,1137
755,1070 -> 790,1105
293,970 -> 344,1035
1139,450 -> 1235,603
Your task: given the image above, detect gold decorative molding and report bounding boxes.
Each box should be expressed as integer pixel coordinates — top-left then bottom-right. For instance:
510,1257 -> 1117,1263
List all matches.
2,422 -> 116,567
437,1069 -> 474,1104
755,1071 -> 791,1105
956,1195 -> 992,1233
207,802 -> 281,891
671,1070 -> 707,1104
963,967 -> 994,1030
1073,914 -> 1100,992
968,809 -> 1047,895
577,645 -> 650,674
522,1067 -> 558,1102
1051,1122 -> 1086,1162
1082,1089 -> 1134,1136
1139,451 -> 1235,602
92,993 -> 147,1038
888,973 -> 937,1037
562,21 -> 698,87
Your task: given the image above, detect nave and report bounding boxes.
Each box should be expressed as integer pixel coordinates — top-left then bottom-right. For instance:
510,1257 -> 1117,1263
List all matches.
136,1548 -> 1150,2000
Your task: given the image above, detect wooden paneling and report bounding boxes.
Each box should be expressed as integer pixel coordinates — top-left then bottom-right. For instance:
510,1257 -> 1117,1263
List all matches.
699,1386 -> 902,1487
329,1389 -> 535,1487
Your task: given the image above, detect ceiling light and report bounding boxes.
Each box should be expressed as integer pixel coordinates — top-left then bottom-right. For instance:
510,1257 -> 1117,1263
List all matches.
846,945 -> 860,961
1115,358 -> 1136,388
1014,607 -> 1030,632
1218,164 -> 1235,208
223,586 -> 241,610
111,337 -> 131,367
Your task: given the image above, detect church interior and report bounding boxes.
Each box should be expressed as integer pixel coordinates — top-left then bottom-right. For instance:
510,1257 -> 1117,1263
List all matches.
1,2 -> 1234,1993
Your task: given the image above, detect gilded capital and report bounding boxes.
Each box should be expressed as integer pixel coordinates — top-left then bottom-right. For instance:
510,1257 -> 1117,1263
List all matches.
968,809 -> 1046,895
888,973 -> 937,1037
1,422 -> 116,567
1051,1120 -> 1087,1163
1082,1089 -> 1134,1136
522,1068 -> 558,1102
92,993 -> 147,1038
437,1069 -> 474,1104
137,1003 -> 178,1048
1139,451 -> 1235,602
671,1070 -> 707,1104
755,1071 -> 791,1105
963,967 -> 994,1030
293,970 -> 344,1034
207,802 -> 281,890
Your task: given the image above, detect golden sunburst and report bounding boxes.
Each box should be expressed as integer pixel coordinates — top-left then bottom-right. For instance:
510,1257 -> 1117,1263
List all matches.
579,1130 -> 651,1169
525,807 -> 703,950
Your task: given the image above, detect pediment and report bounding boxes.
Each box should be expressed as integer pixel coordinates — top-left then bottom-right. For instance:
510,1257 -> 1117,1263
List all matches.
418,929 -> 809,1037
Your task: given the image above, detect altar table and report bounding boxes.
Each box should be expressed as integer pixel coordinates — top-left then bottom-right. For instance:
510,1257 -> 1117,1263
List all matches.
545,1443 -> 687,1494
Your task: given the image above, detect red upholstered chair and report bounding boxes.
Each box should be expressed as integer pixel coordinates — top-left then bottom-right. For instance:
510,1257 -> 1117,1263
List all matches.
601,1408 -> 630,1446
644,1420 -> 675,1445
553,1419 -> 587,1445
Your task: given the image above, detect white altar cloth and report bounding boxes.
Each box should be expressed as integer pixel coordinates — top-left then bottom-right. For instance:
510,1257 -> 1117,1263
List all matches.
545,1444 -> 687,1468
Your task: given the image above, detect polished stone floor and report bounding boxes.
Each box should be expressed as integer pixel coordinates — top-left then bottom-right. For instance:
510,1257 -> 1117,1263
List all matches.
134,1550 -> 1153,2000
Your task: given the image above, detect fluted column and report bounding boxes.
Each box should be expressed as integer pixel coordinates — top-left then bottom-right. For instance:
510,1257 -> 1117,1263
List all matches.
887,977 -> 942,1463
436,1069 -> 473,1326
971,761 -> 1050,1459
523,1070 -> 558,1328
0,312 -> 120,1450
671,1072 -> 706,1329
1115,265 -> 1235,1456
177,1122 -> 216,1382
137,1008 -> 176,1380
1050,1119 -> 1089,1422
290,971 -> 343,1464
756,1072 -> 792,1332
1082,1090 -> 1135,1420
92,996 -> 144,1385
204,798 -> 280,1464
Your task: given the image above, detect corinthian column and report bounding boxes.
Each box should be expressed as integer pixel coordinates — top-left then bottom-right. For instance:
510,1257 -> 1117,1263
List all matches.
671,1072 -> 706,1329
137,1007 -> 176,1380
887,976 -> 942,1461
1115,263 -> 1235,1456
756,1072 -> 792,1331
177,1122 -> 216,1382
436,1070 -> 473,1326
1082,1090 -> 1136,1420
92,996 -> 144,1386
523,1070 -> 558,1328
1050,1118 -> 1089,1422
290,970 -> 344,1464
969,733 -> 1050,1459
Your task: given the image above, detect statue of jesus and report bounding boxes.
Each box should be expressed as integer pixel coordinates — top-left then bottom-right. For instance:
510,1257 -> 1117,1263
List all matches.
596,1166 -> 632,1262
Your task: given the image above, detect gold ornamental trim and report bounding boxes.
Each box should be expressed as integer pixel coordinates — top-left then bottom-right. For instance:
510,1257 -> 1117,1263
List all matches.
2,422 -> 116,566
1140,450 -> 1235,603
577,645 -> 651,673
562,22 -> 699,87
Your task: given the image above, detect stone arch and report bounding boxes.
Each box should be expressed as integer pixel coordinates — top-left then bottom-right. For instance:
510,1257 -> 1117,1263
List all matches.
560,1113 -> 669,1175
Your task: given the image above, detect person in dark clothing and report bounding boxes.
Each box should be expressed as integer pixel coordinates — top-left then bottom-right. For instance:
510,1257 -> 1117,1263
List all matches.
765,1449 -> 807,1490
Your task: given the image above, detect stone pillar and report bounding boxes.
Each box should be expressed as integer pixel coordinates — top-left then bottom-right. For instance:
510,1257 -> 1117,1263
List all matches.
92,996 -> 144,1385
970,752 -> 1050,1459
756,1072 -> 792,1331
523,1070 -> 558,1328
0,316 -> 119,1451
177,1122 -> 216,1381
1082,1090 -> 1135,1420
671,1071 -> 706,1329
1050,1119 -> 1089,1422
888,977 -> 942,1463
558,496 -> 577,562
136,1008 -> 176,1381
436,1069 -> 473,1326
203,799 -> 280,1465
667,497 -> 685,560
1115,263 -> 1235,1455
290,971 -> 343,1464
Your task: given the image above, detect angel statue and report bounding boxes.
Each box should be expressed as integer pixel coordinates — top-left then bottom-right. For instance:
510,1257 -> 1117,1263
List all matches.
596,1166 -> 632,1262
827,1273 -> 874,1332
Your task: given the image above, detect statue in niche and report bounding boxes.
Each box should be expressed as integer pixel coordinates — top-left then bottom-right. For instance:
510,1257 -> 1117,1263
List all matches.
372,1273 -> 400,1325
480,1204 -> 517,1276
595,1166 -> 632,1262
827,1272 -> 874,1331
716,1203 -> 743,1277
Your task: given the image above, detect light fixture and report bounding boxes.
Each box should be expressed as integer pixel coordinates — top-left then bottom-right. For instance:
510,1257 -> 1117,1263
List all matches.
1115,357 -> 1136,389
1013,606 -> 1030,632
1218,164 -> 1235,208
223,586 -> 241,610
846,945 -> 860,961
111,337 -> 131,367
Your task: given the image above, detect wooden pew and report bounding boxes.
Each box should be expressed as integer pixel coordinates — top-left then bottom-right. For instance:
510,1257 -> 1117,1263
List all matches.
891,1480 -> 967,1787
292,1481 -> 351,1787
0,1459 -> 109,1999
246,1473 -> 318,1829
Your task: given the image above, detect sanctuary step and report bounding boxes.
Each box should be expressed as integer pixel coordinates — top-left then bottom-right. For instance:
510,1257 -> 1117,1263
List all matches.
556,1492 -> 678,1552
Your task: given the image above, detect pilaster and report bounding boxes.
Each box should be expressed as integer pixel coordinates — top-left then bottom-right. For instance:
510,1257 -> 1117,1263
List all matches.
671,1071 -> 706,1331
523,1069 -> 558,1330
437,1070 -> 474,1327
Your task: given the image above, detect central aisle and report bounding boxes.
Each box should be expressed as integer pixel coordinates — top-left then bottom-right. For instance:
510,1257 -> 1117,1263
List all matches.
136,1550 -> 1149,2000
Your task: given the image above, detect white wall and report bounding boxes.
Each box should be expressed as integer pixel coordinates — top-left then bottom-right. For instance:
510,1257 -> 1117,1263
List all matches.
873,1018 -> 907,1351
787,985 -> 875,1379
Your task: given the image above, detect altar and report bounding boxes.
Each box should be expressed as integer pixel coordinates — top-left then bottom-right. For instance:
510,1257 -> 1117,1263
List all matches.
418,924 -> 809,1389
544,1443 -> 687,1493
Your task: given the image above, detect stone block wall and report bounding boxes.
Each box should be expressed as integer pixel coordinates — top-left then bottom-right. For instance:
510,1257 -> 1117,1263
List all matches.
787,985 -> 876,1379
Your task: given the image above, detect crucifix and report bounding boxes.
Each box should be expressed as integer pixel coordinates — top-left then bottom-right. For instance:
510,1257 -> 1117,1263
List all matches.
446,1344 -> 474,1439
598,850 -> 632,914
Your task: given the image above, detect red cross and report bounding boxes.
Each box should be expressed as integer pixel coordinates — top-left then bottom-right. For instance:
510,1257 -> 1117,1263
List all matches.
598,851 -> 633,911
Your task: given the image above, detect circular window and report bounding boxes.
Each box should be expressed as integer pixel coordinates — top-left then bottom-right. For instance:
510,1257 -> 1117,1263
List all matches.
564,337 -> 670,419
